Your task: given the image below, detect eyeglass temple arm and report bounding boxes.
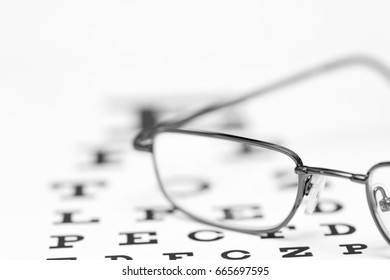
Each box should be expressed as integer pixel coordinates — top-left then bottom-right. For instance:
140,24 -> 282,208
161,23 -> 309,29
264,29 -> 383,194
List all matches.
296,165 -> 368,184
164,55 -> 390,127
134,55 -> 390,151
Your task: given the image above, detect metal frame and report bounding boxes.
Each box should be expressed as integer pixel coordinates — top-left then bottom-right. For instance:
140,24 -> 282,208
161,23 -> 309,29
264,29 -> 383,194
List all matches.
151,128 -> 306,235
133,55 -> 390,243
366,162 -> 390,245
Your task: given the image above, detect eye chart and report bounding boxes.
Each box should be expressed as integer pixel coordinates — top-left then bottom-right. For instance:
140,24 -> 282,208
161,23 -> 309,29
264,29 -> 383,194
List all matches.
1,75 -> 390,261
3,1 -> 390,266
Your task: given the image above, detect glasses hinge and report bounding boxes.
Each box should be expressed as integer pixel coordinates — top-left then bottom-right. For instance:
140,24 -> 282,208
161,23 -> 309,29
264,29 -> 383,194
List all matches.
133,129 -> 154,152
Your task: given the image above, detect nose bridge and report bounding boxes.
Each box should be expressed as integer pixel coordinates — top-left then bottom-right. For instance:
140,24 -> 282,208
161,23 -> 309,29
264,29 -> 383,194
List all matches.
295,165 -> 368,184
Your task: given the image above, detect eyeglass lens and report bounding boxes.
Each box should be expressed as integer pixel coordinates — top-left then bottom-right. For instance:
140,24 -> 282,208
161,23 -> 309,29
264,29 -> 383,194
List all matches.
153,131 -> 299,231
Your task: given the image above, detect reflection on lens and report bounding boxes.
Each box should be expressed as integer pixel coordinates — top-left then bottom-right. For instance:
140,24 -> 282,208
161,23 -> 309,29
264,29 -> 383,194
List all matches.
368,164 -> 390,241
153,131 -> 299,231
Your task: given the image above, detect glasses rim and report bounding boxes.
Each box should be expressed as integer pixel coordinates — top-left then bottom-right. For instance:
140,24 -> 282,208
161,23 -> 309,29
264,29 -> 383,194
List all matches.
151,128 -> 307,234
152,128 -> 304,165
366,162 -> 390,246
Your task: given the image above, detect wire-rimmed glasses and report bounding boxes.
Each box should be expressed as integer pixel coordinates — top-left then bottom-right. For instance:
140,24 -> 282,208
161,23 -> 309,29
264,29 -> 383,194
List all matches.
133,55 -> 390,245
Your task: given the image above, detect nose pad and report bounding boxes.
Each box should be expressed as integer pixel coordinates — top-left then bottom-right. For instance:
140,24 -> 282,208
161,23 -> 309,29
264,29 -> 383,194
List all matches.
305,174 -> 326,215
373,185 -> 390,212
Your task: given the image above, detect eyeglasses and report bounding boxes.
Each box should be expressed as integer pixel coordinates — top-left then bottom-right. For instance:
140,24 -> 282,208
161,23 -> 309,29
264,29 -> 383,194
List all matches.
133,55 -> 390,245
